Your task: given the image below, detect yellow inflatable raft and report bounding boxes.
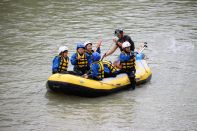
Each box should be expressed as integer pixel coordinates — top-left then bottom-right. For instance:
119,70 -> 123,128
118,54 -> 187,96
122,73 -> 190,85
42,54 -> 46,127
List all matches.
46,54 -> 152,97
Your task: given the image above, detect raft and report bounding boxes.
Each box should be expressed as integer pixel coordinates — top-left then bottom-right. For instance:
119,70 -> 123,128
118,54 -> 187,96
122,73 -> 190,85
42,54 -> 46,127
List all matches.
46,53 -> 152,97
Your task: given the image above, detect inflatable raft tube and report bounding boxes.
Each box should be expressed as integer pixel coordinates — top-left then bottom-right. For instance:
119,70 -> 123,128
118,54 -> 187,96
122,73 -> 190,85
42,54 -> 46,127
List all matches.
46,57 -> 152,97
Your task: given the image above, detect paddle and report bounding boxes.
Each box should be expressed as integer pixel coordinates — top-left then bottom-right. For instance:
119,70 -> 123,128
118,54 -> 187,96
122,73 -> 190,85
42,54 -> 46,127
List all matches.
136,42 -> 148,73
137,42 -> 148,54
100,53 -> 107,61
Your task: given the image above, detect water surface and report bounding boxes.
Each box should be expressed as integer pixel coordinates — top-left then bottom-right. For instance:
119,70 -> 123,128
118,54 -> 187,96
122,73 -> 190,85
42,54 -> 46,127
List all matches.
0,0 -> 197,130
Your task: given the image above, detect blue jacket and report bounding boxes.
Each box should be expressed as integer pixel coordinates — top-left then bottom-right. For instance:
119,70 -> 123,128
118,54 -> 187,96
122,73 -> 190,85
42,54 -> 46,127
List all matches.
89,62 -> 110,80
86,47 -> 101,56
119,51 -> 135,73
70,52 -> 91,67
52,56 -> 69,73
89,61 -> 117,80
119,51 -> 135,62
52,56 -> 61,73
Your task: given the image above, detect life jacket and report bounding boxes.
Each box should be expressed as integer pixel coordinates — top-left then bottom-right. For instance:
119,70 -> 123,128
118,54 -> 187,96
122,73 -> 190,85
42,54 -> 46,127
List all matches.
58,56 -> 69,72
85,50 -> 94,55
77,53 -> 88,68
92,61 -> 104,79
103,60 -> 117,73
120,51 -> 135,70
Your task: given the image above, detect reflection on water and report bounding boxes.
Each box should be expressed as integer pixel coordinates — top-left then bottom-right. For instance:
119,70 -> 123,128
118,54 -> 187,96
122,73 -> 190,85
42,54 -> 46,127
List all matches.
0,0 -> 197,130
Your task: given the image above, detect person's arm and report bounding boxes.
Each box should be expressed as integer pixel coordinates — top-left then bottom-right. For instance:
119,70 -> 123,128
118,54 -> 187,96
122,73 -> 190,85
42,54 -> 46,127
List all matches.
52,56 -> 60,73
96,47 -> 101,54
70,53 -> 77,65
105,44 -> 118,57
95,40 -> 102,54
86,53 -> 92,66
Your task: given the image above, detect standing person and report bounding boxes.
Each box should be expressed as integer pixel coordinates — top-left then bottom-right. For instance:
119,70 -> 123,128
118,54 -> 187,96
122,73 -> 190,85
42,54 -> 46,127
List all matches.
105,29 -> 135,57
118,41 -> 136,89
70,43 -> 91,75
52,46 -> 69,74
84,40 -> 102,56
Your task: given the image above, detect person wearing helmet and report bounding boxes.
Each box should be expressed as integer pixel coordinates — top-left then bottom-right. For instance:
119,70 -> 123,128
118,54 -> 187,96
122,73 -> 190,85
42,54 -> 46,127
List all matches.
52,46 -> 69,74
89,52 -> 104,80
84,40 -> 102,56
102,60 -> 118,78
118,41 -> 136,89
83,52 -> 118,80
70,43 -> 91,75
105,29 -> 135,57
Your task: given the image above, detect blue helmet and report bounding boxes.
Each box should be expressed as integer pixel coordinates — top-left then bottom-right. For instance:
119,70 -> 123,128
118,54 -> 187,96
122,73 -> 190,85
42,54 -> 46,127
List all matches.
91,52 -> 101,62
76,43 -> 85,50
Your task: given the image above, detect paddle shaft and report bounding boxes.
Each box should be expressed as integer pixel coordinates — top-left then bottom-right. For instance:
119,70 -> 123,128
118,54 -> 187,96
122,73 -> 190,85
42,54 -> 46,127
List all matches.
138,42 -> 147,54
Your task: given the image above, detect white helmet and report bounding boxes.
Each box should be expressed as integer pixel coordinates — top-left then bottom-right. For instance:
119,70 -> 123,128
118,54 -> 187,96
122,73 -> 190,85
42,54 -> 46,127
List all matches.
84,41 -> 92,47
58,46 -> 68,54
122,41 -> 130,48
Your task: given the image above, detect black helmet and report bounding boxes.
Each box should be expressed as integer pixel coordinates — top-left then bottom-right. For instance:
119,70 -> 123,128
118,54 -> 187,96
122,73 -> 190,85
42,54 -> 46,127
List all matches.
114,29 -> 123,36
